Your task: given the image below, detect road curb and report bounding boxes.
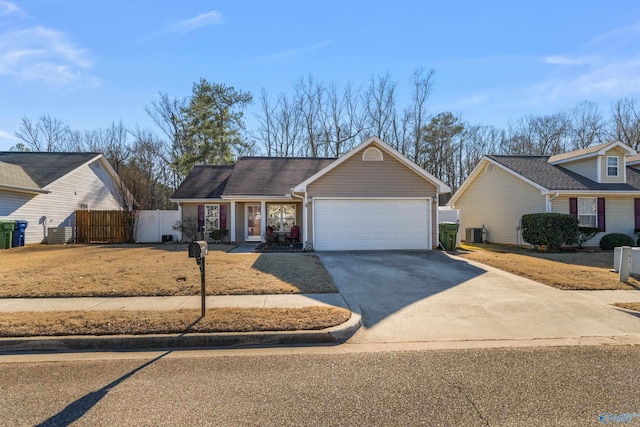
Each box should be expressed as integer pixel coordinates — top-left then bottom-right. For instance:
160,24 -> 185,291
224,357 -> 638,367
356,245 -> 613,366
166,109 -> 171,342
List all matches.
0,310 -> 362,354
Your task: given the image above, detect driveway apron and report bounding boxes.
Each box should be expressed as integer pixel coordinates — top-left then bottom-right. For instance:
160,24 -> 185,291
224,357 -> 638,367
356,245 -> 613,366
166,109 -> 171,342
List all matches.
317,251 -> 640,344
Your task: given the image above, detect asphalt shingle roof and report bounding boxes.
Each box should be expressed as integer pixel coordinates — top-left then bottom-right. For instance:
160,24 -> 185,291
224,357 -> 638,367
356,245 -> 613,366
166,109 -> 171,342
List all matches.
171,165 -> 234,199
0,152 -> 100,188
488,155 -> 640,191
0,161 -> 41,190
223,157 -> 337,196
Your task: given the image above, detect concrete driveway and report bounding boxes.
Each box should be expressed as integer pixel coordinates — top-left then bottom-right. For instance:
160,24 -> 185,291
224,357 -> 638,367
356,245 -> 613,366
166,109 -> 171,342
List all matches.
318,251 -> 640,344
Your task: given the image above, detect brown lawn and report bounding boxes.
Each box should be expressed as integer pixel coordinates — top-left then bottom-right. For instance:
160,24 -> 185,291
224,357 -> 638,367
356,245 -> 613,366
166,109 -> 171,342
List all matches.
0,306 -> 352,337
0,244 -> 337,297
455,243 -> 640,290
615,302 -> 640,313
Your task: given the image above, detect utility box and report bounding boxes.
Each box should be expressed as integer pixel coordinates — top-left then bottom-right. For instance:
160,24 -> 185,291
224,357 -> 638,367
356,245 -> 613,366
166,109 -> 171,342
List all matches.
466,228 -> 484,243
188,241 -> 209,258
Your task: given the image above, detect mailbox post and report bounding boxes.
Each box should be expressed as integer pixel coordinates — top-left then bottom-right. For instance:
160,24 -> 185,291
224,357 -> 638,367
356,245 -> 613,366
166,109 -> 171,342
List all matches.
188,240 -> 209,317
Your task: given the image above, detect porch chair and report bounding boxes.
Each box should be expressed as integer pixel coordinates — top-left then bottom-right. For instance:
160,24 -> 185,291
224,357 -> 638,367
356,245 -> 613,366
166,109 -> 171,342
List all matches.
286,225 -> 300,242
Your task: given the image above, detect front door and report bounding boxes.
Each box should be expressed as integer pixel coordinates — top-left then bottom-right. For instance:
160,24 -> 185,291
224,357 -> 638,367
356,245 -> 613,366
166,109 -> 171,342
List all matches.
246,204 -> 262,241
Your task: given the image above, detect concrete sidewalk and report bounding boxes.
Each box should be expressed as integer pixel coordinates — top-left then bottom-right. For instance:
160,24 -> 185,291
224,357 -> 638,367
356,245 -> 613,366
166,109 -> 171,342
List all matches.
0,293 -> 361,353
0,293 -> 349,312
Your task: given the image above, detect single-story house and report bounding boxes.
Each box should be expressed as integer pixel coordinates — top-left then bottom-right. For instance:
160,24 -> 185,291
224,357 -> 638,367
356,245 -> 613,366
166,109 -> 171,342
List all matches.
0,152 -> 126,244
171,136 -> 451,250
448,141 -> 640,246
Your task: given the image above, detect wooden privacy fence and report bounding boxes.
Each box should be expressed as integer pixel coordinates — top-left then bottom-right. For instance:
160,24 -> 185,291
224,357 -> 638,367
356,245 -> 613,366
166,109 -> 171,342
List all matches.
75,210 -> 134,243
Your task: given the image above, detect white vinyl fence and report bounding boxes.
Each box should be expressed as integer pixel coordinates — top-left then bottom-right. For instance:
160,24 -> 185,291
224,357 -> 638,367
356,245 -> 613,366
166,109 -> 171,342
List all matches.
135,210 -> 180,243
438,207 -> 461,246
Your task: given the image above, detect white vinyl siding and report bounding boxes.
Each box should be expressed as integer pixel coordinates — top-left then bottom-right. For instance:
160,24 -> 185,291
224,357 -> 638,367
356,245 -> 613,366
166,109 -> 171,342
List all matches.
551,196 -> 635,246
0,159 -> 122,244
452,161 -> 547,245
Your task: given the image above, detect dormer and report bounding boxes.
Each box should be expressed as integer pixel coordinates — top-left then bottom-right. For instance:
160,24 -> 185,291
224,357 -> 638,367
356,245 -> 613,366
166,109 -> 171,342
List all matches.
548,141 -> 636,184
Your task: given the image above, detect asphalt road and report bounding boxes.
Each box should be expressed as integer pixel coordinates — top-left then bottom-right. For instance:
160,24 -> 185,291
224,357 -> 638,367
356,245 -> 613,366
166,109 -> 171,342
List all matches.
2,345 -> 640,426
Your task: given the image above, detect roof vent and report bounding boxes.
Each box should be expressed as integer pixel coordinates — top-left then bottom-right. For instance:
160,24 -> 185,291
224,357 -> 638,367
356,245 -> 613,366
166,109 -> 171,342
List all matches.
486,164 -> 495,173
362,147 -> 383,161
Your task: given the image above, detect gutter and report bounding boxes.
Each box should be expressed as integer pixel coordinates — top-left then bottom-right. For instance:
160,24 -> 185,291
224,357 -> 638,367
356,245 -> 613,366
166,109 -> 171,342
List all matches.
291,190 -> 306,249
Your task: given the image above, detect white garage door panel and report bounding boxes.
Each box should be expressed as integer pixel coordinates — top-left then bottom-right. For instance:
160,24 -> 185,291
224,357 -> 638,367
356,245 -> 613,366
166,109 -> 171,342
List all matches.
314,199 -> 430,250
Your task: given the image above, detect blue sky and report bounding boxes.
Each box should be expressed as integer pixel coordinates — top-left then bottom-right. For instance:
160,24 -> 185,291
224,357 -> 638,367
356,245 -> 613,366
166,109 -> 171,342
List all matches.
1,0 -> 640,151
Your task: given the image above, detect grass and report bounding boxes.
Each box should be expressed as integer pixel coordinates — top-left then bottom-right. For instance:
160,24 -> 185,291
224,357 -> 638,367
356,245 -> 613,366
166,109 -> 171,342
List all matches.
0,244 -> 338,297
455,243 -> 640,290
0,307 -> 352,337
614,303 -> 640,313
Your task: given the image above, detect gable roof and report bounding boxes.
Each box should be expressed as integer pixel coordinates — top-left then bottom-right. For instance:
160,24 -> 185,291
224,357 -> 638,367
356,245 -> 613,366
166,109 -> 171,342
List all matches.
293,136 -> 452,193
0,152 -> 101,187
223,157 -> 337,197
0,160 -> 48,194
171,165 -> 234,199
489,155 -> 640,191
548,141 -> 636,164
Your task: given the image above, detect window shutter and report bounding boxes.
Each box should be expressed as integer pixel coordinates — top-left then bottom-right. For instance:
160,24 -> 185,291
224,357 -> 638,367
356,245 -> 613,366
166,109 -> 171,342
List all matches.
597,198 -> 606,232
220,205 -> 227,230
197,205 -> 205,230
635,199 -> 640,231
569,198 -> 577,218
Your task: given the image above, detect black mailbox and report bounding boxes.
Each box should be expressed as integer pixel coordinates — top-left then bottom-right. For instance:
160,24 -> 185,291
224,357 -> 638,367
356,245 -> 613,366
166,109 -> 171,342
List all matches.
188,241 -> 208,258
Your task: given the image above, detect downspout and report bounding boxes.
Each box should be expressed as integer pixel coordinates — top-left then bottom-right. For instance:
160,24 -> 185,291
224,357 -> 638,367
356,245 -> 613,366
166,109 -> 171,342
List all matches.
291,190 -> 306,249
546,192 -> 560,212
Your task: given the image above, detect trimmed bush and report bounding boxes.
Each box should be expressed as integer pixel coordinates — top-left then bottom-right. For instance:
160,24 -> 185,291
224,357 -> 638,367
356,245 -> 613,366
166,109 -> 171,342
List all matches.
577,226 -> 600,248
521,213 -> 579,251
599,233 -> 635,250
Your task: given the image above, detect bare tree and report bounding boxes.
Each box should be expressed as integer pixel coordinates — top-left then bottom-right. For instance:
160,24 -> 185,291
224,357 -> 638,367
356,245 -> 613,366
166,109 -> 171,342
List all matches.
294,75 -> 324,156
611,98 -> 640,150
321,81 -> 365,156
569,100 -> 606,150
363,72 -> 398,143
407,68 -> 435,162
506,113 -> 570,155
15,115 -> 72,152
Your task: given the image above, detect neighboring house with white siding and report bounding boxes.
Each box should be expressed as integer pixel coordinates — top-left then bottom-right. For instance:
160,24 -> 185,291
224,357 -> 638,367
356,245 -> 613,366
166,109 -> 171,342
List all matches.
0,152 -> 125,244
171,137 -> 451,250
448,141 -> 640,247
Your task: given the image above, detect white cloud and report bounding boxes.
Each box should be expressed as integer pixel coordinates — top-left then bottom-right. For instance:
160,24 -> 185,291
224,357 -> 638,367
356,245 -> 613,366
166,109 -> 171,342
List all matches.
262,40 -> 334,61
0,129 -> 17,140
587,21 -> 640,49
543,55 -> 596,66
0,25 -> 96,86
534,56 -> 640,102
171,10 -> 223,33
0,1 -> 22,17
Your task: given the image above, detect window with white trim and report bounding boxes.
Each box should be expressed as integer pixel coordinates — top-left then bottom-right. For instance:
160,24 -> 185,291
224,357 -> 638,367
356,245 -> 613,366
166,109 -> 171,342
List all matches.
578,197 -> 597,227
267,204 -> 296,231
607,156 -> 619,177
205,204 -> 220,232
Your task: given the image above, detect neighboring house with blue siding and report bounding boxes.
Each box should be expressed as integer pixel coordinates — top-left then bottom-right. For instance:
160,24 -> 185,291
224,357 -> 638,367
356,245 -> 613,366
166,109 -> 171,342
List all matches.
0,152 -> 125,244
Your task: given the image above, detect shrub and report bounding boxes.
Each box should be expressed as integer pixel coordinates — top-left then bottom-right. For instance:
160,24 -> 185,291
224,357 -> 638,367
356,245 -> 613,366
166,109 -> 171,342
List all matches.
577,226 -> 600,248
599,233 -> 635,250
172,215 -> 200,241
521,213 -> 579,251
209,229 -> 229,242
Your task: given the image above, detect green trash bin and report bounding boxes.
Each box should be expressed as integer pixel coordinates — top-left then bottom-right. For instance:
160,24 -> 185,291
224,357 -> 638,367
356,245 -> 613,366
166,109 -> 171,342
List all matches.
438,222 -> 459,251
0,220 -> 15,249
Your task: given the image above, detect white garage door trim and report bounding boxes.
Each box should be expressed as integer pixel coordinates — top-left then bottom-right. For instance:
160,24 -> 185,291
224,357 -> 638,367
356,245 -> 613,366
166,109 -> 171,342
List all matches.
313,197 -> 432,250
